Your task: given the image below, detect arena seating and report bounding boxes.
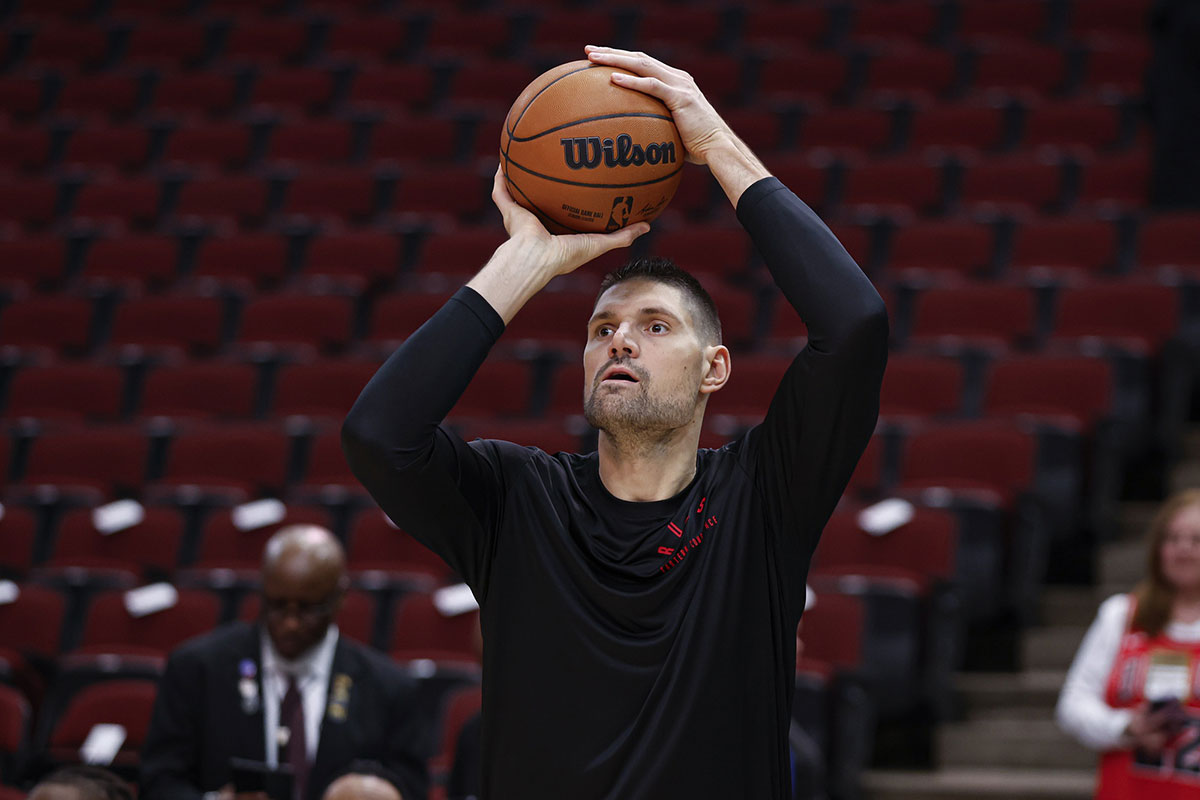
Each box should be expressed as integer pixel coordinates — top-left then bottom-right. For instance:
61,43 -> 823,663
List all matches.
0,0 -> 1176,795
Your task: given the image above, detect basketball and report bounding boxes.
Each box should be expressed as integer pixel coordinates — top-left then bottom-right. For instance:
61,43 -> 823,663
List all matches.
500,60 -> 685,235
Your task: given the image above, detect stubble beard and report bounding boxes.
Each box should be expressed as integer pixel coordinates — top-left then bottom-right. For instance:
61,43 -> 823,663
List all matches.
584,375 -> 698,447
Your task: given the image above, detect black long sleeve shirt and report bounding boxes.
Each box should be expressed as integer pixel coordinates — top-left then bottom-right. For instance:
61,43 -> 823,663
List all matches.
343,176 -> 888,800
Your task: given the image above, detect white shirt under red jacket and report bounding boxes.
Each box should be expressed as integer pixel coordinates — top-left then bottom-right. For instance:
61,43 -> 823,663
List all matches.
1057,593 -> 1200,799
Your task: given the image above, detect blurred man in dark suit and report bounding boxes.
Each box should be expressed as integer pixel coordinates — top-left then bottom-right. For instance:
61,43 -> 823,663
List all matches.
141,525 -> 428,800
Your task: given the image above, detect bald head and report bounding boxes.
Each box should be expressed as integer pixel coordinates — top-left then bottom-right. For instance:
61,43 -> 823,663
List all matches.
322,773 -> 402,800
261,525 -> 347,660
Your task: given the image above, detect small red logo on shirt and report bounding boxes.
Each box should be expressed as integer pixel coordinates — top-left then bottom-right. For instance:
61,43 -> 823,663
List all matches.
658,496 -> 715,573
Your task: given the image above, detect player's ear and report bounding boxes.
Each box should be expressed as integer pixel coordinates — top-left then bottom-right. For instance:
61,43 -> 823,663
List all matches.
699,345 -> 731,395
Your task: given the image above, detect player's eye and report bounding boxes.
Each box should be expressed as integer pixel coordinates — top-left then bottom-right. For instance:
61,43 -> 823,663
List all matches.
595,325 -> 613,337
649,323 -> 668,334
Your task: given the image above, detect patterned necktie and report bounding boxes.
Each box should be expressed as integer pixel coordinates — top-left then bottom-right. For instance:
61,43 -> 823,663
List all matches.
280,675 -> 308,800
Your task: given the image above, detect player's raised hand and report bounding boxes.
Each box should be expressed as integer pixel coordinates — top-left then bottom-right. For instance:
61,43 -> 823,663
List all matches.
490,165 -> 648,279
584,45 -> 730,166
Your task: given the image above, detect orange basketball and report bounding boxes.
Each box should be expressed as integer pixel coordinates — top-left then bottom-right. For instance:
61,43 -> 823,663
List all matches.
500,60 -> 684,235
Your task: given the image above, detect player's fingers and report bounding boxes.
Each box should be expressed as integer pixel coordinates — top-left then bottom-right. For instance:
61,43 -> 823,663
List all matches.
491,165 -> 526,230
585,46 -> 680,82
609,72 -> 680,104
588,222 -> 651,256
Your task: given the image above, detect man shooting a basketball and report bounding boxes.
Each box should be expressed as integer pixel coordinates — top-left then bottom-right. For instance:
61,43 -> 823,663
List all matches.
343,47 -> 888,800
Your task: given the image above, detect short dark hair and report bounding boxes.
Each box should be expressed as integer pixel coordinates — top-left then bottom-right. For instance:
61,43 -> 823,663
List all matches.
596,257 -> 722,344
35,765 -> 133,800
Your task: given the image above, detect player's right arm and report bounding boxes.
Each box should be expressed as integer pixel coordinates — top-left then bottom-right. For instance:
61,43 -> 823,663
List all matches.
342,172 -> 645,591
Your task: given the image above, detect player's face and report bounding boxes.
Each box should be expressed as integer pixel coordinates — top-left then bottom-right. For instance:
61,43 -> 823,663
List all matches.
1161,503 -> 1200,594
582,279 -> 709,433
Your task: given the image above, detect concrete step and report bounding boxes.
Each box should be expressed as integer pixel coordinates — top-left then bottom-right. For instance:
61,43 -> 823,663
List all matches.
937,719 -> 1095,770
1021,625 -> 1087,671
956,670 -> 1066,714
862,768 -> 1094,800
1097,538 -> 1145,588
1039,587 -> 1100,627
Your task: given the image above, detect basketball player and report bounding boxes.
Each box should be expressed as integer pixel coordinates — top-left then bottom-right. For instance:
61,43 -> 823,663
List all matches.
343,47 -> 888,799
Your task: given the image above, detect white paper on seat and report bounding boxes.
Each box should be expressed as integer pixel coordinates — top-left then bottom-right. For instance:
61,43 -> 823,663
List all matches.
80,723 -> 126,765
232,498 -> 286,531
93,499 -> 145,534
857,498 -> 915,536
124,582 -> 179,618
433,583 -> 479,616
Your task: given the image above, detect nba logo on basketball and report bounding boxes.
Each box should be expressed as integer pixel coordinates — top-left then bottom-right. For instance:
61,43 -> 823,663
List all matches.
605,196 -> 634,231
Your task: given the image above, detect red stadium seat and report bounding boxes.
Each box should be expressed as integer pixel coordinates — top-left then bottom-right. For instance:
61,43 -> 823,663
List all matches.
455,418 -> 583,455
0,296 -> 93,356
635,8 -> 724,50
0,77 -> 47,121
280,169 -> 377,222
766,158 -> 831,212
704,354 -> 791,421
799,590 -> 864,671
412,227 -> 505,278
650,226 -> 751,277
907,283 -> 1035,350
0,584 -> 66,659
370,117 -> 459,164
529,11 -> 616,54
124,21 -> 209,68
1137,212 -> 1200,269
108,295 -> 224,356
982,355 -> 1114,429
500,291 -> 597,347
347,65 -> 435,112
447,60 -> 538,109
71,177 -> 161,228
162,122 -> 251,168
1077,152 -> 1150,210
845,434 -> 885,497
49,507 -> 184,576
448,359 -> 535,418
969,44 -> 1066,98
756,50 -> 848,105
958,0 -> 1048,39
0,126 -> 49,172
0,506 -> 37,574
799,108 -> 894,155
325,16 -> 409,60
850,1 -> 941,43
1020,101 -> 1122,152
20,429 -> 148,496
237,294 -> 354,353
907,104 -> 1006,154
0,237 -> 66,291
430,685 -> 481,776
193,504 -> 331,571
814,507 -> 958,593
897,421 -> 1037,508
273,360 -> 380,419
24,26 -> 109,70
249,68 -> 335,114
194,233 -> 287,287
82,235 -> 178,289
139,363 -> 258,420
1009,217 -> 1119,277
879,355 -> 964,420
56,73 -> 140,119
348,509 -> 449,583
151,73 -> 238,118
298,429 -> 363,492
0,685 -> 29,781
741,6 -> 831,50
266,119 -> 354,165
300,230 -> 401,288
1068,0 -> 1152,39
840,157 -> 945,217
75,588 -> 218,657
368,291 -> 454,345
392,167 -> 487,221
155,424 -> 292,498
421,12 -> 511,58
886,220 -> 996,279
61,126 -> 150,171
861,46 -> 957,103
45,679 -> 157,767
1079,36 -> 1149,96
1052,281 -> 1179,353
5,365 -> 124,422
390,591 -> 479,663
175,174 -> 268,225
958,155 -> 1064,215
221,18 -> 310,65
0,178 -> 59,228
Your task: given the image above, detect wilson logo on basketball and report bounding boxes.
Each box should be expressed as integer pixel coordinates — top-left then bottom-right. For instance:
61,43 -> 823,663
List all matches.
560,134 -> 677,170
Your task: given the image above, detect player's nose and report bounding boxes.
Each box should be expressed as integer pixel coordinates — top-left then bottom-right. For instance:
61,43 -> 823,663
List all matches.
609,324 -> 638,358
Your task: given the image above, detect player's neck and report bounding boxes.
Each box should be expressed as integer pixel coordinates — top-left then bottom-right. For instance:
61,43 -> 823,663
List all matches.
596,425 -> 700,502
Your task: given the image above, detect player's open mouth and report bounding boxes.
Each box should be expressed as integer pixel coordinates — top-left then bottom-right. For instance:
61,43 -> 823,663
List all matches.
601,367 -> 639,383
